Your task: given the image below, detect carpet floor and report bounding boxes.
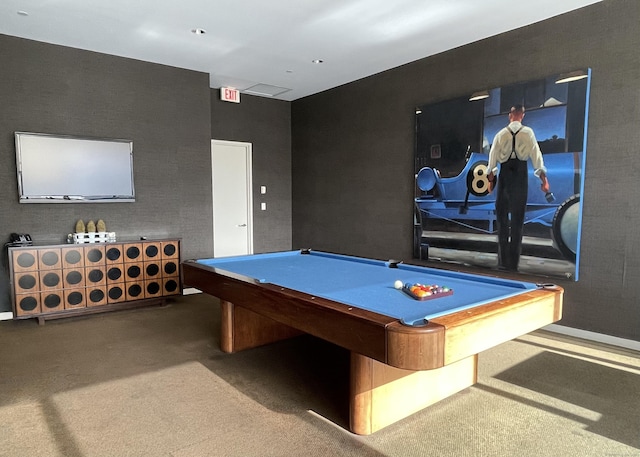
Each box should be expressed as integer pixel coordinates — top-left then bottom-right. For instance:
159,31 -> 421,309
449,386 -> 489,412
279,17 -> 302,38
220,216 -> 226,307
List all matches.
0,293 -> 638,457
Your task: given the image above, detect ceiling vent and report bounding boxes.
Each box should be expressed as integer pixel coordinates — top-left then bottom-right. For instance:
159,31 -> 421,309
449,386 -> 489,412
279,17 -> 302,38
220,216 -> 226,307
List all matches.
243,84 -> 291,97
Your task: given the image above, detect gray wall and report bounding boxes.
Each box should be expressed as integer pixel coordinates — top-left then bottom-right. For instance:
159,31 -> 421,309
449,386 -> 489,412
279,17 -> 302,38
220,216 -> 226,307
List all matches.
292,0 -> 640,341
0,35 -> 292,312
211,93 -> 292,254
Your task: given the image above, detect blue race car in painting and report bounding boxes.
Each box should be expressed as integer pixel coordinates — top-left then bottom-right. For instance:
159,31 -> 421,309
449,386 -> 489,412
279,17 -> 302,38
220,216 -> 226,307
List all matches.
414,151 -> 582,262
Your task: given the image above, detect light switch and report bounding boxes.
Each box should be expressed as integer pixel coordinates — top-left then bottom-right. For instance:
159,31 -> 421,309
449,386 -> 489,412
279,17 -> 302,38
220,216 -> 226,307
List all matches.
260,186 -> 267,194
261,202 -> 267,210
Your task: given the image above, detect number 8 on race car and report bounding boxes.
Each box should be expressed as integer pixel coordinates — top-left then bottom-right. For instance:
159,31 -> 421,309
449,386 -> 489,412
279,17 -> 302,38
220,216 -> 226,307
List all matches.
465,161 -> 491,197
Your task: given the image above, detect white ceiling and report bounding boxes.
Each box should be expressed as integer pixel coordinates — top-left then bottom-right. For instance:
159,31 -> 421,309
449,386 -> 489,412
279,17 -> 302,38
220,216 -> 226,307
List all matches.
1,0 -> 601,101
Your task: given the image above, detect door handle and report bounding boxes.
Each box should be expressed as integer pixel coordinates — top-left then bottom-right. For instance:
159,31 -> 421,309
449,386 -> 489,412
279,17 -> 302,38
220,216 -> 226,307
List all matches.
237,224 -> 247,227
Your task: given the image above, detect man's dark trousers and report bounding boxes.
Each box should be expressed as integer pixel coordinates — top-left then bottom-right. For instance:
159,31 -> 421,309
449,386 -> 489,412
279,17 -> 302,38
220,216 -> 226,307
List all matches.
496,158 -> 528,271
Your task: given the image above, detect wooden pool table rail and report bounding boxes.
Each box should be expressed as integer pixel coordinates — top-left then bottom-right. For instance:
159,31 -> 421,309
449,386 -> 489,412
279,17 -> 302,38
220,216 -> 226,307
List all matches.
183,260 -> 563,371
184,260 -> 443,367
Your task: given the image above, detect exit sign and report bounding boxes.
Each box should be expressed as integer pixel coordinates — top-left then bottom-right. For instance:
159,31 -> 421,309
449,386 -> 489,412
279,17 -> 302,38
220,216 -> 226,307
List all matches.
220,87 -> 240,103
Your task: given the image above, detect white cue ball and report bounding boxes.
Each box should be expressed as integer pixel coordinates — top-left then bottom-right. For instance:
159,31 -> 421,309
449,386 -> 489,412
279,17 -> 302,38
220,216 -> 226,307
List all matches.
394,280 -> 404,290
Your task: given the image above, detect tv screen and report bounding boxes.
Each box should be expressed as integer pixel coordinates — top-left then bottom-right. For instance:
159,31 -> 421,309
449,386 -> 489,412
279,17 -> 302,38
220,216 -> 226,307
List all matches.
15,132 -> 135,203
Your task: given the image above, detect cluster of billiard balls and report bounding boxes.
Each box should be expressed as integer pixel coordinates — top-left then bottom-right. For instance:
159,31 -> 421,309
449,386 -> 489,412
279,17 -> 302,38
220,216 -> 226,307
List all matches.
394,280 -> 451,298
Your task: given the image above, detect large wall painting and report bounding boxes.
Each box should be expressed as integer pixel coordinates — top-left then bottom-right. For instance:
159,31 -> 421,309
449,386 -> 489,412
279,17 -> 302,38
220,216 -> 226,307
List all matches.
413,69 -> 591,281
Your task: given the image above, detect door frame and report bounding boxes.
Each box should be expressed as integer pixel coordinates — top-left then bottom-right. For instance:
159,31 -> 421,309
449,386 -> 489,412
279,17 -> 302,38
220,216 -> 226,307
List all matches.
211,139 -> 254,257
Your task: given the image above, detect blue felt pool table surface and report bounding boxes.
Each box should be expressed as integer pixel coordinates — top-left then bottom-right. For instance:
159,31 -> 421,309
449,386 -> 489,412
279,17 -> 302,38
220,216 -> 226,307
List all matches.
195,250 -> 538,326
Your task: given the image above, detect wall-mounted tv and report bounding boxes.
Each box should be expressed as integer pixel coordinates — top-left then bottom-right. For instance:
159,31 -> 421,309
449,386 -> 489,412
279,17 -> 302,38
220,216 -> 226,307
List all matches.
15,132 -> 135,203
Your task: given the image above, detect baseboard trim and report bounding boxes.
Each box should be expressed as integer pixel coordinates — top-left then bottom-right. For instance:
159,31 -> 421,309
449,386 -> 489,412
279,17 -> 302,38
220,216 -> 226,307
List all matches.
182,287 -> 201,295
0,312 -> 13,321
544,324 -> 640,352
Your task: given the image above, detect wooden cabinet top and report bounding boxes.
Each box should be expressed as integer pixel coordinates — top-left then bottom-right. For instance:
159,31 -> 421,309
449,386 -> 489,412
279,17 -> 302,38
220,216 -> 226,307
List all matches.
8,238 -> 181,251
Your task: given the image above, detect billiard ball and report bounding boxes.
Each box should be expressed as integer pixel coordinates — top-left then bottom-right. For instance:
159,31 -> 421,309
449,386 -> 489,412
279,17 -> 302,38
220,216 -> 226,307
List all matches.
394,280 -> 404,290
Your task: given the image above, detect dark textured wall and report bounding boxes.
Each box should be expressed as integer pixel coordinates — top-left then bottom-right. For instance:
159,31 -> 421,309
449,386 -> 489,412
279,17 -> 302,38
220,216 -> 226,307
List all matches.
0,35 -> 292,313
0,35 -> 212,312
292,0 -> 640,341
210,93 -> 292,253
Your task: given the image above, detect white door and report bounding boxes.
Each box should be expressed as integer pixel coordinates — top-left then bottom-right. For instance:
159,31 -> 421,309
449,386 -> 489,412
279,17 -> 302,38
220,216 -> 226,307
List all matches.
211,140 -> 253,257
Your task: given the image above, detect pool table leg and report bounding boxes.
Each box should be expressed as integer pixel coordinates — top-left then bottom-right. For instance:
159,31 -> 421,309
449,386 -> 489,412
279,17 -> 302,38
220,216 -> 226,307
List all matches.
220,300 -> 303,353
350,352 -> 478,435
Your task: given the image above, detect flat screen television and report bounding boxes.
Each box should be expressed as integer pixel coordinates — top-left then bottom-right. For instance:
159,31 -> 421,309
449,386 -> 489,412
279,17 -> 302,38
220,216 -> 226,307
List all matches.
15,132 -> 135,203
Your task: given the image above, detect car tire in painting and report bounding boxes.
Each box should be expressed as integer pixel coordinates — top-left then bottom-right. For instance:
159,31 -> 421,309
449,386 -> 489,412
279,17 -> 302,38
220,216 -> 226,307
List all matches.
551,194 -> 580,263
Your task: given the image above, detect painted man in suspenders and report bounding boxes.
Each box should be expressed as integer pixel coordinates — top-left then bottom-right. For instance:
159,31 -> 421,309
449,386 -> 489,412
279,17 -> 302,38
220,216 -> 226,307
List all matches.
487,104 -> 550,271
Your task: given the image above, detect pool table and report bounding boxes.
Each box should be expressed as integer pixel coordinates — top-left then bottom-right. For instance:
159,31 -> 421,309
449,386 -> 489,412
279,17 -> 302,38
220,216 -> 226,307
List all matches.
182,250 -> 563,435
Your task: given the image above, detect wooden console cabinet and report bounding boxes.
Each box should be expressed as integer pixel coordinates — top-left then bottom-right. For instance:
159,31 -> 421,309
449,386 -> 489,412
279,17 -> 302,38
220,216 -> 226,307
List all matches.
9,239 -> 181,324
